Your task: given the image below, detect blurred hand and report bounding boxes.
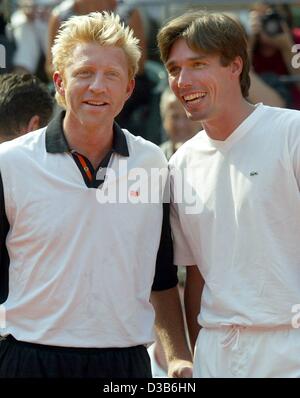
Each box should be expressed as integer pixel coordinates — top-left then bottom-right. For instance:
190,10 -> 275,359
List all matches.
168,359 -> 193,378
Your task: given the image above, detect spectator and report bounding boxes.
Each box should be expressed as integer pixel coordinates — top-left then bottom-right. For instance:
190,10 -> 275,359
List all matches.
10,0 -> 60,80
0,3 -> 15,73
160,87 -> 201,160
249,2 -> 300,109
0,73 -> 53,140
224,11 -> 286,107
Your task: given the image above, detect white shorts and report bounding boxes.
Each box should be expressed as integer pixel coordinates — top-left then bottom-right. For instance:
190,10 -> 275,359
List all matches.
193,325 -> 300,378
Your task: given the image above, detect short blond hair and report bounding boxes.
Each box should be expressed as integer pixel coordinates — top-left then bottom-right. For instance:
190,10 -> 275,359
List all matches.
52,11 -> 141,108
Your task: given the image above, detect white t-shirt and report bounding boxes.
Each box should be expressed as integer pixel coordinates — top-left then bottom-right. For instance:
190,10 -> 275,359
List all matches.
169,103 -> 300,328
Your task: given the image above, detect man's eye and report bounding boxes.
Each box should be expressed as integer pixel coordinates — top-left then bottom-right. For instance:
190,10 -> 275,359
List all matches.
193,62 -> 205,69
77,71 -> 92,77
168,67 -> 180,76
106,71 -> 119,78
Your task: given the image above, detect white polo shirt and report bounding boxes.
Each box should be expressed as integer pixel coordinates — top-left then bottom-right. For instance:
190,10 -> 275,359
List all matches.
170,103 -> 300,328
0,112 -> 176,347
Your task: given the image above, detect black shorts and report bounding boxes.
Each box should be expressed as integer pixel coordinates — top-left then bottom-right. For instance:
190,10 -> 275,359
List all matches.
0,336 -> 152,378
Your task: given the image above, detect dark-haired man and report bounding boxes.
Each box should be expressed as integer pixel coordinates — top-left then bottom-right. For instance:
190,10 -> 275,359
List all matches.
0,73 -> 53,141
158,10 -> 300,378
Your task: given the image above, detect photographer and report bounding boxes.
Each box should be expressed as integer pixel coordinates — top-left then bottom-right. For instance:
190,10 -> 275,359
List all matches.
249,2 -> 300,109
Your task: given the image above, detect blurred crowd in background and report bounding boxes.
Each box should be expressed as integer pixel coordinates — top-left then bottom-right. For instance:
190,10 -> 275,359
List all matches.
1,0 -> 300,156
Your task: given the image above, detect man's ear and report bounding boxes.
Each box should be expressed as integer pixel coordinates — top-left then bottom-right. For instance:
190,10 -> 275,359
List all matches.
125,78 -> 135,101
53,71 -> 65,96
27,115 -> 40,132
230,56 -> 243,79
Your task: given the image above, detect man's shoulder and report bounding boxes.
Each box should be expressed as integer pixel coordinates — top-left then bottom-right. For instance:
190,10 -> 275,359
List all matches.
260,104 -> 300,123
169,131 -> 204,168
122,129 -> 168,166
259,105 -> 300,140
0,127 -> 46,159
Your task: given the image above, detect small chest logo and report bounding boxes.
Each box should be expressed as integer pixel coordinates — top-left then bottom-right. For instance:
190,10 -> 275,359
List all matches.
130,190 -> 140,197
249,171 -> 259,177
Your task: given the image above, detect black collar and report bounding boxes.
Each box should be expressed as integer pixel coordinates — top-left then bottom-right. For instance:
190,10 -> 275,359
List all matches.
45,110 -> 129,157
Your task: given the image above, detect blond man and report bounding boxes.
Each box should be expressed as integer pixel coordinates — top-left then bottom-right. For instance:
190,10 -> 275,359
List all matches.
0,12 -> 192,378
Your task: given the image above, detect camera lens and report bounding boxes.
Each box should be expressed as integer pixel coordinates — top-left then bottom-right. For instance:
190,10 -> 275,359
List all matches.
261,11 -> 283,36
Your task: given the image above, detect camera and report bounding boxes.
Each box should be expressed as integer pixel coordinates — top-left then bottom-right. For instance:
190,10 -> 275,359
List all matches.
261,10 -> 283,36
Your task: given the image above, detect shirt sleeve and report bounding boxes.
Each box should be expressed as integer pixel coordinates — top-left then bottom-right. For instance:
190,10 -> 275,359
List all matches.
0,173 -> 10,304
151,203 -> 178,291
170,199 -> 196,266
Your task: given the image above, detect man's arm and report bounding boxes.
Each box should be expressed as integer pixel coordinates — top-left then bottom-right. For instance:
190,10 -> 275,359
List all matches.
0,173 -> 10,304
151,286 -> 193,378
184,265 -> 204,354
151,202 -> 192,378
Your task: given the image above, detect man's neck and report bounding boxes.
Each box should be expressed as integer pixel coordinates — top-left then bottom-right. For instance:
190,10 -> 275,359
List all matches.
203,100 -> 256,141
63,114 -> 114,169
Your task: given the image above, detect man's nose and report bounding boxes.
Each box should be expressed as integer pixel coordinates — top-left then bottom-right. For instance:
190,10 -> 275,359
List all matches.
89,72 -> 106,92
178,68 -> 192,88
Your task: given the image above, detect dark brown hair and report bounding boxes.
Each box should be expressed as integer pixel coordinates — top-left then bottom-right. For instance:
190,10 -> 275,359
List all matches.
0,73 -> 53,136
